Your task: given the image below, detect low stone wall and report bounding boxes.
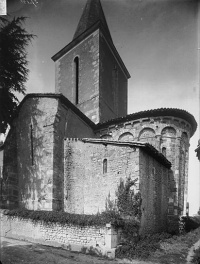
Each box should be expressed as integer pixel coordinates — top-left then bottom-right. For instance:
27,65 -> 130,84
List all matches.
0,211 -> 117,258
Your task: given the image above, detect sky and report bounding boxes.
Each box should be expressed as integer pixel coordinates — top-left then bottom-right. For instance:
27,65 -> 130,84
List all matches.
6,0 -> 200,215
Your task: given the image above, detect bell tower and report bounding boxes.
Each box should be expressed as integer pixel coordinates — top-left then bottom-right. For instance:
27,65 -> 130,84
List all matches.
52,0 -> 130,124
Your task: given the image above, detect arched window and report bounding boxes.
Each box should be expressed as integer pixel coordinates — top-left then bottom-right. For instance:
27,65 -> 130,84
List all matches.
162,147 -> 166,157
103,159 -> 107,174
74,57 -> 79,104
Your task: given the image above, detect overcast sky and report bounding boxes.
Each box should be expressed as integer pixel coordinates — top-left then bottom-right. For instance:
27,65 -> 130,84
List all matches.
7,0 -> 200,215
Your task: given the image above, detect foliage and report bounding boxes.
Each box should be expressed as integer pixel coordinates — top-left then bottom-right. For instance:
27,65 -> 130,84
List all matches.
3,208 -> 127,228
197,208 -> 200,216
116,177 -> 142,218
116,232 -> 172,260
0,17 -> 35,133
192,247 -> 200,263
181,216 -> 200,233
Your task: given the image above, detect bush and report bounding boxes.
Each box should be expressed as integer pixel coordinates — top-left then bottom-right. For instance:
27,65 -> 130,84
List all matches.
116,232 -> 172,259
181,216 -> 200,232
192,247 -> 200,263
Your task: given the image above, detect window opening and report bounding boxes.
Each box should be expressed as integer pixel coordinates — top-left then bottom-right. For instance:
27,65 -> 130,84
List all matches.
74,57 -> 79,104
30,124 -> 34,165
103,158 -> 107,174
162,147 -> 166,157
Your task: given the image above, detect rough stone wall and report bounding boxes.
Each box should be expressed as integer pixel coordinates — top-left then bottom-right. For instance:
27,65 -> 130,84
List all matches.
55,30 -> 100,124
64,140 -> 140,214
53,101 -> 95,210
2,96 -> 96,211
65,109 -> 95,139
96,116 -> 191,215
139,149 -> 169,235
64,139 -> 170,234
99,32 -> 128,122
16,97 -> 59,211
1,212 -> 116,256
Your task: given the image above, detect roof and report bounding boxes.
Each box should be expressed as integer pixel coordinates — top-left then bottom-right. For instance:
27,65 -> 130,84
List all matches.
73,0 -> 113,42
81,138 -> 171,168
96,108 -> 197,137
12,93 -> 96,130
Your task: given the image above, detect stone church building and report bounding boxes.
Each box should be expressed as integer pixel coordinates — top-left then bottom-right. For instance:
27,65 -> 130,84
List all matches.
1,0 -> 197,234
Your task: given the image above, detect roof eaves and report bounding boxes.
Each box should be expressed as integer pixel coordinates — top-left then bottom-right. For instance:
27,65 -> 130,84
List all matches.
96,108 -> 197,137
81,138 -> 171,168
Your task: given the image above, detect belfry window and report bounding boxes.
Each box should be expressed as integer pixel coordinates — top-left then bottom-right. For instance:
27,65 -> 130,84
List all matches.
103,159 -> 107,174
74,56 -> 79,104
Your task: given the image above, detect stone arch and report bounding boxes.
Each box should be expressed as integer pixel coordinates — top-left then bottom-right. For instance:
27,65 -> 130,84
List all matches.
181,132 -> 188,144
160,126 -> 176,168
138,128 -> 156,145
161,126 -> 176,138
118,132 -> 134,142
100,134 -> 112,140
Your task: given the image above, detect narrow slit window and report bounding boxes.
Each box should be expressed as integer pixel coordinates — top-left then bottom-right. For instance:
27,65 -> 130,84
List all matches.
74,56 -> 79,104
103,159 -> 107,174
30,124 -> 34,165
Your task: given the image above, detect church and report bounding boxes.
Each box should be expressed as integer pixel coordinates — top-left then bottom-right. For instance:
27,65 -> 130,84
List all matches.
1,0 -> 197,234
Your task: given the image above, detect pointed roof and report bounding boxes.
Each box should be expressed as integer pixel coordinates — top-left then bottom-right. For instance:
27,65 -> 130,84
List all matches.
73,0 -> 113,42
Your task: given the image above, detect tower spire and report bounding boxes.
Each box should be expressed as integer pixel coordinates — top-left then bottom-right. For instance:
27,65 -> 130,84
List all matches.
73,0 -> 113,42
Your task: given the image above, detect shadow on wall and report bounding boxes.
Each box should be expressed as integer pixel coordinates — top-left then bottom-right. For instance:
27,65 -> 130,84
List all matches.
1,98 -> 65,211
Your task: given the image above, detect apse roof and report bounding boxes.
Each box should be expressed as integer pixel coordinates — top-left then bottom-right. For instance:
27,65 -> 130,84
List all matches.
96,108 -> 197,137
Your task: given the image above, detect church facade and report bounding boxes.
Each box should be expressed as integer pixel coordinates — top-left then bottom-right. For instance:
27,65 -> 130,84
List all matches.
1,0 -> 197,234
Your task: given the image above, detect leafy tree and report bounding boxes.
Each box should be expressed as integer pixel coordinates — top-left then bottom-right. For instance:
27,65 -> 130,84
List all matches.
198,207 -> 200,216
0,17 -> 35,134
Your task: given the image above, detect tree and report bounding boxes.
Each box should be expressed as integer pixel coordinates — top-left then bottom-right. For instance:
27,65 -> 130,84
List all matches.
0,17 -> 35,134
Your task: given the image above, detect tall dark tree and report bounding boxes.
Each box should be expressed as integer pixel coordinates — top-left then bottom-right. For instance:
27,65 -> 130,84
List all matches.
0,17 -> 35,134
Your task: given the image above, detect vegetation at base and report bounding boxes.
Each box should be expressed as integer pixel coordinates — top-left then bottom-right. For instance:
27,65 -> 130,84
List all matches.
3,208 -> 139,229
192,247 -> 200,263
116,232 -> 172,259
181,216 -> 200,233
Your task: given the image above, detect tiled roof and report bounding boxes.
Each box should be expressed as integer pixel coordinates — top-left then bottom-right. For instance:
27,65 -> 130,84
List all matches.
96,108 -> 197,136
81,138 -> 171,168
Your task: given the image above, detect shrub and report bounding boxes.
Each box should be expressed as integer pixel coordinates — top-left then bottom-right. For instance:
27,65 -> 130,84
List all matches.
181,216 -> 200,232
192,247 -> 200,263
116,232 -> 172,259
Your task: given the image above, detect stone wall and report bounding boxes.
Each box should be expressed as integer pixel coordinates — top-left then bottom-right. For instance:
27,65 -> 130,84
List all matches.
99,32 -> 128,122
55,30 -> 100,124
139,149 -> 169,235
96,115 -> 191,215
1,95 -> 96,211
1,210 -> 117,258
64,139 -> 140,214
64,139 -> 170,235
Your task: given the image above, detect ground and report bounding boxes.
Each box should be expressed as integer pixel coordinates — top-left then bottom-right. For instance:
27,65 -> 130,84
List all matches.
1,227 -> 200,264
